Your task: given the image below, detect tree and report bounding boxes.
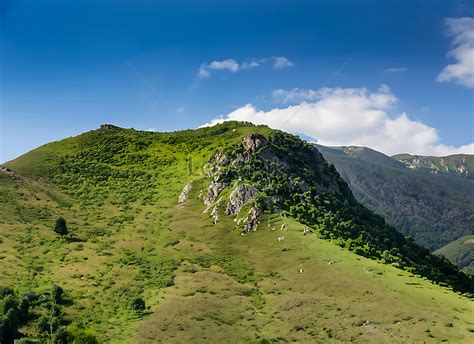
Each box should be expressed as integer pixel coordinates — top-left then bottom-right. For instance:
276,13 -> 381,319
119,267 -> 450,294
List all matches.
54,218 -> 68,237
51,285 -> 63,305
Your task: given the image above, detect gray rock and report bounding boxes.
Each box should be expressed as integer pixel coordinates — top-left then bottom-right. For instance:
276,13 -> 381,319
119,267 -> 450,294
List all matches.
242,133 -> 267,152
178,182 -> 193,204
225,184 -> 257,215
203,180 -> 228,207
211,197 -> 222,224
243,204 -> 261,232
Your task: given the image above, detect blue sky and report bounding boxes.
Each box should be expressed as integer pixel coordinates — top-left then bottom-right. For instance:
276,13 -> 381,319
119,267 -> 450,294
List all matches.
1,0 -> 473,162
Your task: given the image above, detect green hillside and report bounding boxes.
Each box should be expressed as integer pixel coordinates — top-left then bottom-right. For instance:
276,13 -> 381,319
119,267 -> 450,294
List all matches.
436,235 -> 474,275
1,122 -> 473,343
393,153 -> 474,178
317,145 -> 474,251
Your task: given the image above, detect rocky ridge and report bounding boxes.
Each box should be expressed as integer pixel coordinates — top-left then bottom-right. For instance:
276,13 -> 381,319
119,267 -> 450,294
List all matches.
179,132 -> 349,233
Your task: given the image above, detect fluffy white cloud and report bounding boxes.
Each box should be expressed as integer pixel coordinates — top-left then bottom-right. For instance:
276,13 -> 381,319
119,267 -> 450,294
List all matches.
273,56 -> 293,69
198,59 -> 239,79
385,67 -> 407,73
203,86 -> 473,156
198,56 -> 293,78
437,17 -> 474,88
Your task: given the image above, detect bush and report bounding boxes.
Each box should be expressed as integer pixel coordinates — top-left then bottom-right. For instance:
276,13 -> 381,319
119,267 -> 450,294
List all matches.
129,297 -> 145,312
54,217 -> 68,237
67,325 -> 98,344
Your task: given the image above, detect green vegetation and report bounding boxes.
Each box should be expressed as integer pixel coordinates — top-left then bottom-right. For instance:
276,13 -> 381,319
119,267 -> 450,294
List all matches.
54,217 -> 68,237
436,235 -> 474,275
214,132 -> 472,293
0,285 -> 97,343
317,145 -> 474,251
0,121 -> 473,343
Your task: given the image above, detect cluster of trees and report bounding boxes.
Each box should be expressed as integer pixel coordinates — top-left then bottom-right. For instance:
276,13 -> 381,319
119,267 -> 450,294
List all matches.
216,131 -> 474,294
0,285 -> 97,343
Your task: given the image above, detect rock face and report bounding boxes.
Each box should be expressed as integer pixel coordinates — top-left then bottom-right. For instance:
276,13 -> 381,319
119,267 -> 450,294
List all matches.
203,180 -> 228,208
178,182 -> 193,204
210,197 -> 222,224
225,184 -> 257,215
99,124 -> 121,131
243,204 -> 261,232
202,132 -> 347,233
241,133 -> 267,152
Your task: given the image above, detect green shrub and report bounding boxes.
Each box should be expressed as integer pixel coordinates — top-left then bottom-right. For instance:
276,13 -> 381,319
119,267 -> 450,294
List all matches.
54,217 -> 68,237
129,297 -> 145,312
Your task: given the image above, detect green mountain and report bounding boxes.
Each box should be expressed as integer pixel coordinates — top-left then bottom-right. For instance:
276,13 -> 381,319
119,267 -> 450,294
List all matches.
436,235 -> 474,276
316,145 -> 474,251
393,153 -> 474,178
1,122 -> 473,343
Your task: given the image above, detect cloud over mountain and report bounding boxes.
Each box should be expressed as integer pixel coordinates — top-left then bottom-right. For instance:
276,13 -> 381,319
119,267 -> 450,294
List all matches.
204,85 -> 474,156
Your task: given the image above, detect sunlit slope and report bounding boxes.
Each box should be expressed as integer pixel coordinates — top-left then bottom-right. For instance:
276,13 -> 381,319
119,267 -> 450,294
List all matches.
436,235 -> 474,275
137,192 -> 474,343
1,122 -> 472,343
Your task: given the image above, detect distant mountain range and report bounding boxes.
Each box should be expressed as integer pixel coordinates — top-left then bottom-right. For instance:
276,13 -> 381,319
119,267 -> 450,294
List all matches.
317,145 -> 474,263
393,153 -> 474,178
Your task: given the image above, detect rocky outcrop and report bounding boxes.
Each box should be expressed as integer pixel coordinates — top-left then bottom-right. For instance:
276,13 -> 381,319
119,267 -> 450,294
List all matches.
178,182 -> 193,204
242,133 -> 267,152
202,132 -> 345,233
0,166 -> 21,182
243,204 -> 261,232
99,124 -> 121,131
225,184 -> 257,215
203,180 -> 228,208
210,197 -> 222,224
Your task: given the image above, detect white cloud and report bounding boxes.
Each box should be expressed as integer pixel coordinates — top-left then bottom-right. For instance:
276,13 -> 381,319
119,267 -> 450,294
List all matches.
208,59 -> 239,72
437,17 -> 474,88
241,60 -> 260,70
146,128 -> 156,132
198,59 -> 239,79
198,56 -> 293,78
198,65 -> 211,79
273,56 -> 293,69
385,67 -> 408,73
202,86 -> 474,156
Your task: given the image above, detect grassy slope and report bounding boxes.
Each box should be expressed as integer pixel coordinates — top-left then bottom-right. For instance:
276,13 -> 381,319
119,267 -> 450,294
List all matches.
1,123 -> 473,342
436,235 -> 474,276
